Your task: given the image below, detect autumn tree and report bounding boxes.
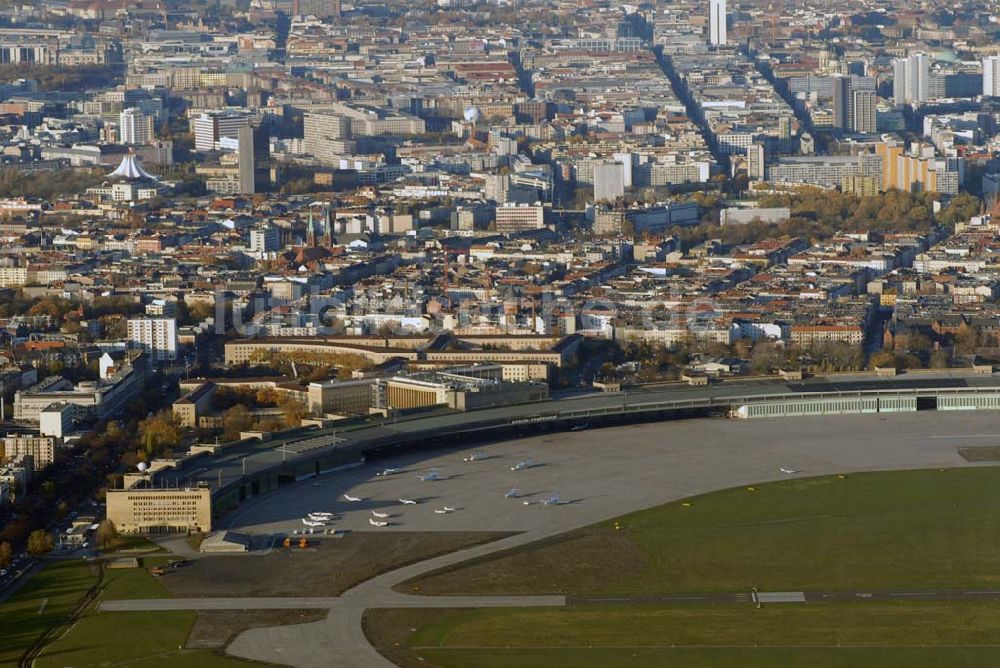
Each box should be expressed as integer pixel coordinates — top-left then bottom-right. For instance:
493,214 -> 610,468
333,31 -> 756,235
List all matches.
223,404 -> 253,440
27,530 -> 53,556
0,541 -> 11,568
282,400 -> 307,427
138,410 -> 182,454
95,519 -> 118,550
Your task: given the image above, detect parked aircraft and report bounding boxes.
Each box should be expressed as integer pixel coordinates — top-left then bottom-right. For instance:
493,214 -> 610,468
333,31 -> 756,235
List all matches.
504,488 -> 520,498
418,469 -> 441,481
369,518 -> 388,527
442,506 -> 457,512
542,493 -> 561,506
433,508 -> 450,514
779,467 -> 801,474
399,498 -> 418,505
463,452 -> 487,462
371,511 -> 389,519
343,494 -> 362,502
510,458 -> 534,471
376,468 -> 402,477
302,519 -> 325,527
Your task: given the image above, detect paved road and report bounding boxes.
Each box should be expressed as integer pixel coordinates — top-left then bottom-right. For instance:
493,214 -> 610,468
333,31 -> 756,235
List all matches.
102,594 -> 563,612
104,412 -> 1000,667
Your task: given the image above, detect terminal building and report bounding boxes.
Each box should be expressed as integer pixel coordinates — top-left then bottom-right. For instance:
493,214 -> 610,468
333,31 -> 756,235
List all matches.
374,366 -> 549,412
106,486 -> 212,534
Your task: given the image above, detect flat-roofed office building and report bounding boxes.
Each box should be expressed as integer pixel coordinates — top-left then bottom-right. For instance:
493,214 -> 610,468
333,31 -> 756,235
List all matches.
107,487 -> 211,534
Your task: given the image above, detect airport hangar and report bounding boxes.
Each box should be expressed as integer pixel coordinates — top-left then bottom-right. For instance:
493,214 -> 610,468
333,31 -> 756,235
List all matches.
151,371 -> 1000,525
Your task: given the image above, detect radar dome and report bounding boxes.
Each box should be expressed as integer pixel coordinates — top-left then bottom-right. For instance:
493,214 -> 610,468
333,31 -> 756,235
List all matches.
463,106 -> 481,123
137,462 -> 148,473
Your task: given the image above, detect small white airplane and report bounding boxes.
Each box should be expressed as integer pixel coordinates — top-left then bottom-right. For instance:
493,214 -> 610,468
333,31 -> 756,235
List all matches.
371,511 -> 390,519
504,488 -> 521,498
442,506 -> 457,512
510,458 -> 534,471
522,500 -> 532,505
369,518 -> 388,527
376,468 -> 402,477
779,467 -> 801,474
433,508 -> 450,514
343,494 -> 363,502
399,498 -> 418,505
419,469 -> 441,481
302,519 -> 325,527
308,512 -> 335,520
542,493 -> 561,506
463,452 -> 487,462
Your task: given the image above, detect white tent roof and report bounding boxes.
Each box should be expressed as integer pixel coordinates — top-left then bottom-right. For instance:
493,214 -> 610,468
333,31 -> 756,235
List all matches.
109,152 -> 156,181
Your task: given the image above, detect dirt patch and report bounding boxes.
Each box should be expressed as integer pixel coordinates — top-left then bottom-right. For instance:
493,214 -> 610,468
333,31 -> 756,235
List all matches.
398,526 -> 646,596
161,532 -> 510,598
957,446 -> 1000,462
363,608 -> 468,668
187,610 -> 328,649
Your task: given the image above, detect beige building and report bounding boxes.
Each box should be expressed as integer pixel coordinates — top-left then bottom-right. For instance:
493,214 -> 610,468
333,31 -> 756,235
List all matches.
789,325 -> 864,347
225,339 -> 419,365
1,435 -> 56,468
494,204 -> 546,234
382,377 -> 452,410
106,487 -> 211,534
307,379 -> 376,415
172,382 -> 217,428
378,374 -> 549,412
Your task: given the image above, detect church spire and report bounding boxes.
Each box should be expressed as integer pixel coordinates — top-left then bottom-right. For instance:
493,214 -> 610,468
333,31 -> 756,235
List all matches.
323,205 -> 333,247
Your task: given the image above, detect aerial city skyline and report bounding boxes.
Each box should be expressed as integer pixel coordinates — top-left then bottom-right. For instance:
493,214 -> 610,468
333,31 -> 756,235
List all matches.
0,0 -> 999,666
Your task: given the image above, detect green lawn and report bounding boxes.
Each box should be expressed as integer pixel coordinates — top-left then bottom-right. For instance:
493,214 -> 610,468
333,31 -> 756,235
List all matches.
32,559 -> 260,667
409,602 -> 1000,648
381,467 -> 1000,667
35,610 -> 253,668
611,468 -> 1000,594
397,601 -> 1000,668
408,468 -> 1000,595
0,555 -> 259,668
0,559 -> 99,666
96,559 -> 173,600
415,646 -> 1000,668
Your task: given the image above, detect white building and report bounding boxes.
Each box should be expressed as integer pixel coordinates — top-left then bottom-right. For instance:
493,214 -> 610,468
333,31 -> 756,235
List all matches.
983,56 -> 1000,98
250,226 -> 281,255
127,318 -> 178,362
192,111 -> 252,152
709,0 -> 727,46
893,54 -> 929,105
39,403 -> 74,439
119,108 -> 155,146
593,162 -> 625,203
